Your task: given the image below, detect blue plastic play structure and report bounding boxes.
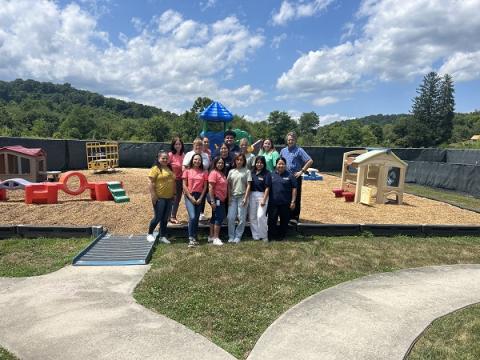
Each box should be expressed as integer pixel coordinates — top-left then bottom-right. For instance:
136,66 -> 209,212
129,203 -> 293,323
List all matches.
303,169 -> 323,181
199,101 -> 233,153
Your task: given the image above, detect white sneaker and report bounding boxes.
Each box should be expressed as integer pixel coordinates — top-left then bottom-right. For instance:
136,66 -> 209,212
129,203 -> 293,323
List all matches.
146,234 -> 155,243
199,213 -> 207,221
207,236 -> 214,243
188,238 -> 197,248
233,238 -> 241,244
159,237 -> 171,244
228,238 -> 235,243
262,238 -> 269,243
212,238 -> 223,246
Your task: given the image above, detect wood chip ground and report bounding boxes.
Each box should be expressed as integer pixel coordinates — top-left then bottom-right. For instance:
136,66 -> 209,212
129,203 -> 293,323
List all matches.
1,168 -> 479,235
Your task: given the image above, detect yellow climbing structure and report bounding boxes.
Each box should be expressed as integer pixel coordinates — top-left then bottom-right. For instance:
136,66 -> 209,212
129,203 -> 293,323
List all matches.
86,141 -> 119,171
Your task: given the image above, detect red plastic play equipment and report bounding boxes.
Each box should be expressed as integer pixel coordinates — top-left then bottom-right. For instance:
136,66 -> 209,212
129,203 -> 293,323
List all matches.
332,188 -> 344,197
343,192 -> 355,202
24,171 -> 117,204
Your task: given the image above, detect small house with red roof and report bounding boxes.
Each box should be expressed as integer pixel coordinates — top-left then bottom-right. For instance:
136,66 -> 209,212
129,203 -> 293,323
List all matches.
0,146 -> 47,182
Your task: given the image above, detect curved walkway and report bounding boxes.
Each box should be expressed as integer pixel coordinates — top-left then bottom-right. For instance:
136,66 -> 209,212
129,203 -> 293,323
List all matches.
0,266 -> 234,360
248,264 -> 480,360
1,265 -> 480,359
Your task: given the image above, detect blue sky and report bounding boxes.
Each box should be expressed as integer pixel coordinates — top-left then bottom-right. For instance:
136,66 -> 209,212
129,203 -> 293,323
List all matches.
1,0 -> 479,125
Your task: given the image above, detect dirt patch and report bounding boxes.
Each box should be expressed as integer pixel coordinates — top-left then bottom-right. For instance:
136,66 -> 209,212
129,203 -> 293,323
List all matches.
1,168 -> 479,234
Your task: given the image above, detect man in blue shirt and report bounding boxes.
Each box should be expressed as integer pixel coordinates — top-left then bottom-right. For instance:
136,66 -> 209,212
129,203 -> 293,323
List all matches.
280,131 -> 313,222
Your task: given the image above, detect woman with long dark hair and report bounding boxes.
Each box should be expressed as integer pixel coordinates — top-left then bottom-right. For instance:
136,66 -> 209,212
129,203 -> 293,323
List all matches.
182,153 -> 208,247
216,142 -> 234,176
258,138 -> 280,172
168,137 -> 185,224
147,151 -> 175,244
207,157 -> 228,246
249,156 -> 271,241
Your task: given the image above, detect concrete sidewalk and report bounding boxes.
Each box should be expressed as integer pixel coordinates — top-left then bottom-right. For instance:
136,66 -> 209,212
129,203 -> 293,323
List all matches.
0,266 -> 234,360
248,264 -> 480,360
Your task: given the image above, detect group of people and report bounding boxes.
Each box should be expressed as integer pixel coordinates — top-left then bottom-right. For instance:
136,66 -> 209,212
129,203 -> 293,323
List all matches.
147,130 -> 313,247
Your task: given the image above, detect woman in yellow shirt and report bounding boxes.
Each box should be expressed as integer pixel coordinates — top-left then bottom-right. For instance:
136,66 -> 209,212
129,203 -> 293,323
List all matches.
147,151 -> 175,243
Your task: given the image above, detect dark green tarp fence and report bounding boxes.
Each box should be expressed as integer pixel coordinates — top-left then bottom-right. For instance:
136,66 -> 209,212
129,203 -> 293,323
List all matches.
1,137 -> 479,197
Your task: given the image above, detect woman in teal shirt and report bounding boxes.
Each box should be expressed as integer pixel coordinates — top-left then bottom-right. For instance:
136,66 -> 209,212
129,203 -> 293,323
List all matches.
258,138 -> 280,172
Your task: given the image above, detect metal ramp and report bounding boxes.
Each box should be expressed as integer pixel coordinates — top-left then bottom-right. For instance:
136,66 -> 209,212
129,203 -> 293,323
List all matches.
73,233 -> 154,266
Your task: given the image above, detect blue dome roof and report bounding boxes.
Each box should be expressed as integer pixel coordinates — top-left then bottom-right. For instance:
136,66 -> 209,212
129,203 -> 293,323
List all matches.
199,101 -> 233,122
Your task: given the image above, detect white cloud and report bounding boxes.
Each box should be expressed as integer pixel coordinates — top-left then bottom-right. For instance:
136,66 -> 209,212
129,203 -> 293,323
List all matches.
78,0 -> 112,18
277,0 -> 480,102
439,50 -> 480,81
200,0 -> 216,11
157,9 -> 183,34
318,114 -> 352,126
277,42 -> 360,92
340,22 -> 355,41
313,96 -> 338,106
0,1 -> 265,112
271,33 -> 287,49
131,17 -> 145,32
271,0 -> 334,26
244,110 -> 268,122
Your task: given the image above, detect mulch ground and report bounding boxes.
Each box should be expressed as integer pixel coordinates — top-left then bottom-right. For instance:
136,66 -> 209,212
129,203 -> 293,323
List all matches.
1,168 -> 479,235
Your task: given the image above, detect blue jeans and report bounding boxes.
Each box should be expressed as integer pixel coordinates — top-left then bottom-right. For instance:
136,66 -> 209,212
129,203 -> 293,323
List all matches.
227,195 -> 247,240
185,192 -> 202,239
210,199 -> 226,225
148,198 -> 173,237
170,179 -> 183,219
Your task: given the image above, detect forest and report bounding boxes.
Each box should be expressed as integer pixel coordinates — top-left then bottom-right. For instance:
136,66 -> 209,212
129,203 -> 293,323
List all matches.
0,77 -> 479,148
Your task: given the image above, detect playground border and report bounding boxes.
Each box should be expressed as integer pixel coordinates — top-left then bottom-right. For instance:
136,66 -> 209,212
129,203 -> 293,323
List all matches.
2,223 -> 480,240
167,223 -> 480,238
0,225 -> 104,239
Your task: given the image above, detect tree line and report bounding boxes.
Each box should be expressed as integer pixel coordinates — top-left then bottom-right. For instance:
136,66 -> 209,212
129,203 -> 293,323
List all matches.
0,77 -> 479,148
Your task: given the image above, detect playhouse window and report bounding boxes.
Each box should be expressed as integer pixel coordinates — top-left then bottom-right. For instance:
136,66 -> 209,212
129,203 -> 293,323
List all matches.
21,157 -> 31,174
0,154 -> 5,174
387,167 -> 400,187
7,154 -> 18,174
39,160 -> 45,171
367,165 -> 379,180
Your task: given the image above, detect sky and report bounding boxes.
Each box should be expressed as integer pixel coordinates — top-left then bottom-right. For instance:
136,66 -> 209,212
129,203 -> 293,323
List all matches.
0,0 -> 479,126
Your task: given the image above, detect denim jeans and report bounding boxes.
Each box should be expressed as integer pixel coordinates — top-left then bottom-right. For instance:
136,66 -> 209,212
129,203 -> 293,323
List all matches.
170,179 -> 183,219
184,192 -> 202,239
148,198 -> 173,237
227,194 -> 247,240
210,199 -> 226,225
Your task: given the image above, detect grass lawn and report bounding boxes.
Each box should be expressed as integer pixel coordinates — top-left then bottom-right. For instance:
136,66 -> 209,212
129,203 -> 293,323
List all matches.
405,183 -> 480,212
0,237 -> 92,277
134,235 -> 480,359
408,303 -> 480,360
0,347 -> 18,360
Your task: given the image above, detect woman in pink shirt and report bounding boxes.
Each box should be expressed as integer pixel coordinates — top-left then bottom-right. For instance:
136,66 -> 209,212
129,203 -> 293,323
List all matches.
182,153 -> 208,247
207,157 -> 228,246
168,137 -> 185,224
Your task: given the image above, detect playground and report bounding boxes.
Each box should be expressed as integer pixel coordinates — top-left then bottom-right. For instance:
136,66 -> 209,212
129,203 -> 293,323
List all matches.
1,168 -> 480,234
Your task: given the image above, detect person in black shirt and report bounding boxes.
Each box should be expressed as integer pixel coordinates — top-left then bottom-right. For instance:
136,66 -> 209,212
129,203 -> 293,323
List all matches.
213,142 -> 234,176
248,156 -> 272,241
267,157 -> 297,241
